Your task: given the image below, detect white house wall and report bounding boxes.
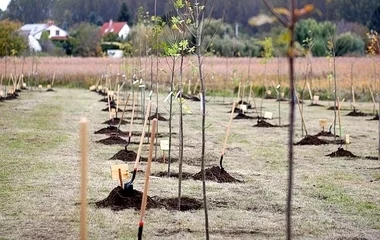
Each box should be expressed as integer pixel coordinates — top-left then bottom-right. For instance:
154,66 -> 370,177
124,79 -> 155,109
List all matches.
118,25 -> 130,39
45,25 -> 68,38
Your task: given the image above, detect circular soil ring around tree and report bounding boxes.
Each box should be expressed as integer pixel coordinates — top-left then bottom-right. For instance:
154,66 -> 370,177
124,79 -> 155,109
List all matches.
367,115 -> 379,121
95,186 -> 163,211
158,196 -> 203,211
193,166 -> 242,183
46,89 -> 55,92
314,131 -> 338,137
234,113 -> 254,120
346,110 -> 368,116
148,113 -> 168,121
96,135 -> 128,145
309,103 -> 324,107
294,135 -> 329,145
102,118 -> 128,125
94,126 -> 128,136
326,148 -> 358,158
253,120 -> 276,127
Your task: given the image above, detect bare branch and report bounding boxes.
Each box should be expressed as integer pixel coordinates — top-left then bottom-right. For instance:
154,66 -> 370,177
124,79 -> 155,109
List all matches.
262,0 -> 289,27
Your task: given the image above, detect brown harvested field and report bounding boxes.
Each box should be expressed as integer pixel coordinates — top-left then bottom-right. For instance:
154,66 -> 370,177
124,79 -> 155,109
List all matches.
1,56 -> 380,93
1,87 -> 379,239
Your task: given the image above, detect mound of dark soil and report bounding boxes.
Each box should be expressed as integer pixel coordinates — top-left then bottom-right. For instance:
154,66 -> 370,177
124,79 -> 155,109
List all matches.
253,120 -> 275,127
367,115 -> 379,121
234,112 -> 254,119
347,110 -> 368,117
148,113 -> 168,121
327,106 -> 336,110
101,107 -> 123,112
99,98 -> 108,102
94,126 -> 128,136
294,135 -> 329,145
193,166 -> 242,183
314,131 -> 338,137
102,118 -> 128,125
46,88 -> 55,92
326,148 -> 358,158
151,171 -> 194,180
309,103 -> 324,107
365,156 -> 378,160
276,98 -> 288,102
158,196 -> 203,211
95,186 -> 162,211
110,150 -> 138,161
237,100 -> 252,108
96,135 -> 128,145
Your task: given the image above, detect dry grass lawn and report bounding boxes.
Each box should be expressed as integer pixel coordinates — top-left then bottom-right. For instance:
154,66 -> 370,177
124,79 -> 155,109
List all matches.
0,87 -> 380,239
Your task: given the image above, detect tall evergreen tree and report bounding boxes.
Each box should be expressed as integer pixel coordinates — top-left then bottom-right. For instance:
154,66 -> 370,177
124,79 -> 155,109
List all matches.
117,2 -> 131,24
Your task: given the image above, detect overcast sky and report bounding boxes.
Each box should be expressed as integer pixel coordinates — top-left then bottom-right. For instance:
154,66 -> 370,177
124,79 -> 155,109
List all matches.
0,0 -> 11,11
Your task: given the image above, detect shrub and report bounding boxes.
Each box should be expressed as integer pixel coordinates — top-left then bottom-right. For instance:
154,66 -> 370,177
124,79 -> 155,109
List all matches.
335,32 -> 365,56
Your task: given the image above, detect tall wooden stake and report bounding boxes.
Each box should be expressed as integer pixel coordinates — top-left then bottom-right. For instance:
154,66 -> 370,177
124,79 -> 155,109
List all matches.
79,118 -> 88,240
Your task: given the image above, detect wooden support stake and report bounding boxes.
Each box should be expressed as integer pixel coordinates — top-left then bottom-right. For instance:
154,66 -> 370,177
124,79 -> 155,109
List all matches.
138,119 -> 158,239
118,169 -> 123,188
79,118 -> 88,240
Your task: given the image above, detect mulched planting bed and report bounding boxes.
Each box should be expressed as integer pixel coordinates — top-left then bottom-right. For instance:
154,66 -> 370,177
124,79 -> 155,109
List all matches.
102,118 -> 128,125
95,186 -> 163,211
294,135 -> 329,145
346,110 -> 368,116
192,166 -> 242,183
151,171 -> 194,180
326,148 -> 358,158
95,186 -> 202,211
234,112 -> 254,119
96,135 -> 128,145
253,120 -> 276,127
148,113 -> 168,121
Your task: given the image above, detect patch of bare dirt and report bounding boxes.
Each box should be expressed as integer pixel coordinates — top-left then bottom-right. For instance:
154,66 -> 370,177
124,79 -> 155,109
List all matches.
151,171 -> 194,180
326,148 -> 358,158
294,135 -> 329,145
365,156 -> 378,160
158,196 -> 203,211
110,149 -> 139,161
193,166 -> 242,183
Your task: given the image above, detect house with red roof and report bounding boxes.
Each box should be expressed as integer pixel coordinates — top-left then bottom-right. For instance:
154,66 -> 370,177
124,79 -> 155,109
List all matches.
100,20 -> 130,40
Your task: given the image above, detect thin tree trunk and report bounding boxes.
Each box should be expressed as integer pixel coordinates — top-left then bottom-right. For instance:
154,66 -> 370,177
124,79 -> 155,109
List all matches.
167,58 -> 176,177
178,55 -> 184,211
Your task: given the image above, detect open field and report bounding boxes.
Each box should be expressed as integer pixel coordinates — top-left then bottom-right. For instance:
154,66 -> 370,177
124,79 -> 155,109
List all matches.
1,87 -> 380,239
0,56 -> 379,96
